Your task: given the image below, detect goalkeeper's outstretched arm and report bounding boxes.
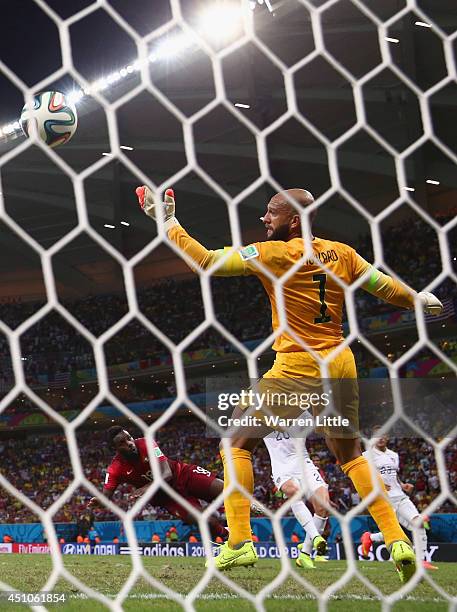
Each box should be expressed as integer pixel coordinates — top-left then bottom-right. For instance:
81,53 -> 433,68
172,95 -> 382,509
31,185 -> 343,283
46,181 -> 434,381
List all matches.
135,186 -> 443,314
354,253 -> 443,315
136,185 -> 247,277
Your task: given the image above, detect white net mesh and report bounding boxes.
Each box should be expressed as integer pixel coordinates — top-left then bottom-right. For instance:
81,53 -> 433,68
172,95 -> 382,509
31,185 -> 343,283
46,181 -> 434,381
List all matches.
0,0 -> 456,608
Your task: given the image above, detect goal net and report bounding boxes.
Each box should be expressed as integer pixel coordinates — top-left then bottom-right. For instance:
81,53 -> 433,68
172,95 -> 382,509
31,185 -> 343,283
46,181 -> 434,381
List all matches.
0,0 -> 456,608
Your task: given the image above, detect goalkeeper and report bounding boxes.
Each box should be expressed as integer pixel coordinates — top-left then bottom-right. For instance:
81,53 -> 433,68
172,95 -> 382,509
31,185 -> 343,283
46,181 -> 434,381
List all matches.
136,185 -> 443,583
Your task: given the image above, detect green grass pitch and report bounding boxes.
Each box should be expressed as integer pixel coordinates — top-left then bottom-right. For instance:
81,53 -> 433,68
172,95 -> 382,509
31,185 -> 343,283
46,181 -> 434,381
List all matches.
0,556 -> 456,611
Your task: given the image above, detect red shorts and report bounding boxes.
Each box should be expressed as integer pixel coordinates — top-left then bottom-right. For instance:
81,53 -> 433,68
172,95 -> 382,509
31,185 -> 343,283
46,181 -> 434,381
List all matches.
152,460 -> 218,521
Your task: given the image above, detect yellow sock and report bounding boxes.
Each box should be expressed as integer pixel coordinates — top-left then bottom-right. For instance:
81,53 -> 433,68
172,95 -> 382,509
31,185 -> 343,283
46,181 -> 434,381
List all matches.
341,455 -> 407,547
220,448 -> 253,547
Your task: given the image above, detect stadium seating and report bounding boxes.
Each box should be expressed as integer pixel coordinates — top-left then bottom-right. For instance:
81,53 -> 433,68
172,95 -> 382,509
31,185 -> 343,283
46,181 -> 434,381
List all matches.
0,420 -> 455,524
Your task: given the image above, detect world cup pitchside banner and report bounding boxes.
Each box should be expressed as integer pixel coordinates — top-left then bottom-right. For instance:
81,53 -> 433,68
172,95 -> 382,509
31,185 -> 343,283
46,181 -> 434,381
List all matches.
7,542 -> 457,561
342,542 -> 457,563
187,542 -> 338,560
8,542 -> 331,559
10,543 -> 118,555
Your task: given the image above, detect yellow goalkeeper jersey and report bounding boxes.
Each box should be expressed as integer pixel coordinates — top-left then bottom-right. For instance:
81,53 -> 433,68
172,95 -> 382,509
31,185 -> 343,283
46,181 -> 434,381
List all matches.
241,237 -> 368,351
168,225 -> 415,352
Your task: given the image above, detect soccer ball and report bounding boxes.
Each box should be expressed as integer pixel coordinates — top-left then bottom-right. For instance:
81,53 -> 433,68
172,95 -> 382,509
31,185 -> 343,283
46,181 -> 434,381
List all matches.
20,91 -> 78,148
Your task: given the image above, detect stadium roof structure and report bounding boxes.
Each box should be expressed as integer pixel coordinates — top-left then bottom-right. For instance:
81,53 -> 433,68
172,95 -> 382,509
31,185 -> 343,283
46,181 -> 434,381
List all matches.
0,0 -> 456,298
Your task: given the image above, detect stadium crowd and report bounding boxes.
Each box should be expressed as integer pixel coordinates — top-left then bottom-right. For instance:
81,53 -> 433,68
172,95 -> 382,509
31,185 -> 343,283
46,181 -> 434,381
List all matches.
0,213 -> 455,534
0,419 -> 455,525
1,329 -> 457,420
0,214 -> 454,387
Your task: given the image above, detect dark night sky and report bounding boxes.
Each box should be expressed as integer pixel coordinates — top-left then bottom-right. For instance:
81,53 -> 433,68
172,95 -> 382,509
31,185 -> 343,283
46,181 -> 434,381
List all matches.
1,0 -> 456,123
0,0 -> 456,298
0,0 -> 173,121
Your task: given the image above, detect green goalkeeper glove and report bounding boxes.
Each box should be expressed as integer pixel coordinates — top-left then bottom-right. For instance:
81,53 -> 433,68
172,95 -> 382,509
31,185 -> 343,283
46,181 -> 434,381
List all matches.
135,185 -> 178,231
417,291 -> 443,315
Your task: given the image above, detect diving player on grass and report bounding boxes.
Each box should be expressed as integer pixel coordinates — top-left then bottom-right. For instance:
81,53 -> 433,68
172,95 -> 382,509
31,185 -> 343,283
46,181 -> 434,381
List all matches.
136,185 -> 443,583
88,426 -> 227,541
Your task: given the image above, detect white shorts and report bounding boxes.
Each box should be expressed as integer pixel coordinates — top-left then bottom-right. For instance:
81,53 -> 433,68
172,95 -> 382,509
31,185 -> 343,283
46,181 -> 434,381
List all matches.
390,495 -> 420,530
272,457 -> 327,499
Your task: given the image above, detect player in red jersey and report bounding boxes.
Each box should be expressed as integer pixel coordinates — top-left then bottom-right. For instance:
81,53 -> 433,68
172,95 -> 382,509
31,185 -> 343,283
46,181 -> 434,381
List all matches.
88,426 -> 227,540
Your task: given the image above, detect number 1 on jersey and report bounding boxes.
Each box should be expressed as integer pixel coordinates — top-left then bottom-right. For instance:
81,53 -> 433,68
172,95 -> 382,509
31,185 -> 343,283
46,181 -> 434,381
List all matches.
313,273 -> 331,324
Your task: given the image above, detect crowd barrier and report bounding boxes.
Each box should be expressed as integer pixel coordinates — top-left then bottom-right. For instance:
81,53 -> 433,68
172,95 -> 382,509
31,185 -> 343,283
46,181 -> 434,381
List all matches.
0,515 -> 456,545
0,541 -> 455,562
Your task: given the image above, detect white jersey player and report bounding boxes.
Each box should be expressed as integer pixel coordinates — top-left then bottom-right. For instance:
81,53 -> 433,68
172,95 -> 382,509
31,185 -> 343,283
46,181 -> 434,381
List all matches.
264,424 -> 330,569
361,429 -> 437,570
